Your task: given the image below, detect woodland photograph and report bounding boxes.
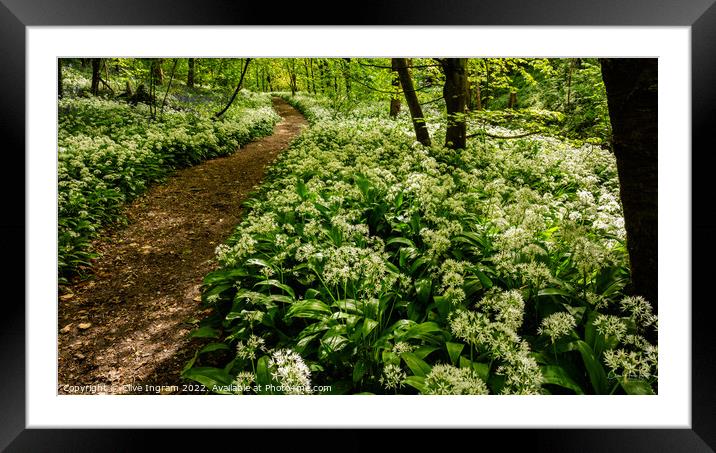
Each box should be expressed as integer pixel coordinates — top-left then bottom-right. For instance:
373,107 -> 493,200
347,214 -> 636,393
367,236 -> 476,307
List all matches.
57,57 -> 658,396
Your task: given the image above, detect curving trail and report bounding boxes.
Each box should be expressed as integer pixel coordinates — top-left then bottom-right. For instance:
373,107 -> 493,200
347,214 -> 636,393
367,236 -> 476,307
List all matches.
57,98 -> 307,394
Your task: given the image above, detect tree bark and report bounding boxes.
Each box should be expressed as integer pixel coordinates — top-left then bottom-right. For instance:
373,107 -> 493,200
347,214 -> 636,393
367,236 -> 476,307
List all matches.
90,58 -> 101,95
154,58 -> 164,85
160,59 -> 178,117
187,58 -> 195,87
600,58 -> 658,311
508,91 -> 517,109
439,58 -> 468,150
389,59 -> 401,118
214,58 -> 252,118
475,83 -> 482,110
393,58 -> 431,146
58,58 -> 63,98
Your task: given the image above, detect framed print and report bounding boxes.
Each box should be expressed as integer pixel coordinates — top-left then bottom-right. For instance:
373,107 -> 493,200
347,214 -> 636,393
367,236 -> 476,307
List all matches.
3,0 -> 715,450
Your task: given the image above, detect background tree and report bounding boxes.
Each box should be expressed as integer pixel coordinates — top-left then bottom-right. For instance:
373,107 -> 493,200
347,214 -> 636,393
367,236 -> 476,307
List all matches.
438,58 -> 468,149
600,58 -> 658,310
58,58 -> 63,98
393,58 -> 431,146
187,58 -> 195,88
90,58 -> 101,95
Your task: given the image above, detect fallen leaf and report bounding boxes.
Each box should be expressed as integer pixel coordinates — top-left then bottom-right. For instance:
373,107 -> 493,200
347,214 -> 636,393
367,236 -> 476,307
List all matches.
60,294 -> 74,301
78,322 -> 92,330
60,324 -> 72,334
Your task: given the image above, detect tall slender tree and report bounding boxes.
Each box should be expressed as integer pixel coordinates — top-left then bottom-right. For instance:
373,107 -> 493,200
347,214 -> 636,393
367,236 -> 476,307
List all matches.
438,58 -> 468,149
600,58 -> 658,311
58,58 -> 63,98
90,58 -> 101,95
393,58 -> 431,146
187,58 -> 195,87
214,58 -> 252,119
389,59 -> 401,118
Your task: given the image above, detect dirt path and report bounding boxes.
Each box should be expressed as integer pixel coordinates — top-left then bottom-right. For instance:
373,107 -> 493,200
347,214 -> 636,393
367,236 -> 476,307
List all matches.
57,98 -> 307,394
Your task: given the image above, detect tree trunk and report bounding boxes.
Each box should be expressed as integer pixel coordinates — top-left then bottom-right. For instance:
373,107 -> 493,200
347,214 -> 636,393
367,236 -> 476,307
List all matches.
483,59 -> 490,109
600,58 -> 658,311
58,58 -> 63,98
154,58 -> 164,85
475,83 -> 482,110
393,58 -> 431,147
440,58 -> 468,150
187,58 -> 195,87
214,58 -> 252,118
508,91 -> 517,109
566,58 -> 576,111
389,59 -> 402,118
343,58 -> 352,97
90,58 -> 101,95
309,58 -> 316,94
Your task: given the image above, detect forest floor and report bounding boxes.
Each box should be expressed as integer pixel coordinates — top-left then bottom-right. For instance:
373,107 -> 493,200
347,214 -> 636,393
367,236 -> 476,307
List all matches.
57,98 -> 307,394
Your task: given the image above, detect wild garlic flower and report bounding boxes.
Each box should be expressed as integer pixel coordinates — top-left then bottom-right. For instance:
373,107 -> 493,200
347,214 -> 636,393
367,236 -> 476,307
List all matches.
440,259 -> 469,305
592,314 -> 627,341
268,348 -> 313,395
476,289 -> 525,332
619,296 -> 657,329
391,342 -> 414,354
496,345 -> 543,395
232,371 -> 255,394
423,364 -> 489,395
538,312 -> 576,343
235,335 -> 266,361
603,347 -> 657,381
379,363 -> 406,390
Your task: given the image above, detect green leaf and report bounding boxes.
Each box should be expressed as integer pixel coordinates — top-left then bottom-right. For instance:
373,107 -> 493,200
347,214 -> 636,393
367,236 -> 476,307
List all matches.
415,278 -> 432,305
540,365 -> 585,394
401,352 -> 432,377
182,351 -> 198,374
296,179 -> 309,199
386,236 -> 415,248
473,268 -> 493,289
538,288 -> 572,298
404,375 -> 427,393
286,299 -> 332,320
446,342 -> 465,366
321,334 -> 349,353
621,380 -> 655,395
246,258 -> 272,268
472,362 -> 490,382
412,346 -> 438,360
574,340 -> 608,394
189,326 -> 220,339
255,356 -> 273,394
199,342 -> 230,355
181,367 -> 233,393
362,318 -> 378,338
253,279 -> 296,298
399,321 -> 444,342
353,361 -> 366,384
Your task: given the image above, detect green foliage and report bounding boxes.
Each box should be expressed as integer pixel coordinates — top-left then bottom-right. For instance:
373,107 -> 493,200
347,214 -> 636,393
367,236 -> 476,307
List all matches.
58,67 -> 280,282
183,94 -> 657,395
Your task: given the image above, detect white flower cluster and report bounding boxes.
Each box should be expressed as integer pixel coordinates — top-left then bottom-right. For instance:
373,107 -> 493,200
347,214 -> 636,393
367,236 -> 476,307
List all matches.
268,348 -> 313,395
423,364 -> 489,395
538,312 -> 577,343
380,363 -> 406,390
235,334 -> 267,360
449,289 -> 542,394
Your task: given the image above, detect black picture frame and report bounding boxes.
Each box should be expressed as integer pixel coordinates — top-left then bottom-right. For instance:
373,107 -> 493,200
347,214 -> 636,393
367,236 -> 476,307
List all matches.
3,0 -> 714,450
